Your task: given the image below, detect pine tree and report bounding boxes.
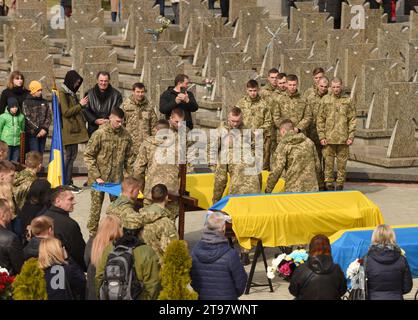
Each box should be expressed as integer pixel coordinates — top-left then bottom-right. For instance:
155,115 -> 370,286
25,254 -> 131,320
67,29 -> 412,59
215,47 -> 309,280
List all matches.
158,240 -> 198,300
12,258 -> 47,300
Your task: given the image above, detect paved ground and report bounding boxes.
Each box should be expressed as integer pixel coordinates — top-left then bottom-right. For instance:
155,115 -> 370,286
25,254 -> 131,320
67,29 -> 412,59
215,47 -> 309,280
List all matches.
70,178 -> 418,300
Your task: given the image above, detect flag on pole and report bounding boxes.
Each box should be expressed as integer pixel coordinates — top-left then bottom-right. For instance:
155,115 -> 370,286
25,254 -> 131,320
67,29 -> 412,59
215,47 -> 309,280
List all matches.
47,90 -> 65,188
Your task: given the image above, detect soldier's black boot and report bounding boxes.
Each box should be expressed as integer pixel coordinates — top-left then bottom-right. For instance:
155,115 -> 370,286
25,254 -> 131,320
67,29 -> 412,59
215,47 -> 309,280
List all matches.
240,253 -> 251,266
325,184 -> 334,191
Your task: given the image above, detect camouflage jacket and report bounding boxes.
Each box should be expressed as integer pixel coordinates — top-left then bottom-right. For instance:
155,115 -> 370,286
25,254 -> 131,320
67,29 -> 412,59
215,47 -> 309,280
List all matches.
121,96 -> 158,153
235,95 -> 272,137
84,122 -> 134,184
305,87 -> 328,145
302,85 -> 316,101
317,92 -> 356,144
272,91 -> 312,140
266,132 -> 319,193
133,133 -> 181,201
106,195 -> 165,228
12,168 -> 37,209
212,121 -> 261,204
140,203 -> 179,264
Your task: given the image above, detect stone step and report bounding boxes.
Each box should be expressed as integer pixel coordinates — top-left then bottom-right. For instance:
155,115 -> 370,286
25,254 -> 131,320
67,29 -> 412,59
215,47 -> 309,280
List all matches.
109,38 -> 131,48
49,38 -> 67,49
53,55 -> 72,67
117,62 -> 138,76
197,99 -> 223,111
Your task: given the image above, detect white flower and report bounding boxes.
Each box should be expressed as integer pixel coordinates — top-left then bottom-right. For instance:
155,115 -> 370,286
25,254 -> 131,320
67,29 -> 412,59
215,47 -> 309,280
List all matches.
271,253 -> 287,268
346,259 -> 361,279
0,266 -> 9,275
266,266 -> 276,279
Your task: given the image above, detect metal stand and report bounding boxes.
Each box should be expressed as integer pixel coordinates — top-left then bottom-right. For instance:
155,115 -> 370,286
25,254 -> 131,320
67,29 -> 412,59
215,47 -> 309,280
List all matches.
245,239 -> 274,294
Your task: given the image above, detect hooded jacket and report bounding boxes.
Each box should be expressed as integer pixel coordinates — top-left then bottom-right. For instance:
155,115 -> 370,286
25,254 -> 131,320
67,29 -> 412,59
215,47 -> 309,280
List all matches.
289,255 -> 347,300
0,106 -> 25,146
0,86 -> 29,114
266,131 -> 320,192
190,228 -> 248,300
366,244 -> 413,300
159,86 -> 198,129
58,71 -> 89,146
83,84 -> 123,136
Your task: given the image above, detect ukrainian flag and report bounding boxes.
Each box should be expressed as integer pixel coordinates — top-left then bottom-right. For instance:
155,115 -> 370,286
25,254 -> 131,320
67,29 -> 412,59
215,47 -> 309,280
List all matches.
47,90 -> 65,187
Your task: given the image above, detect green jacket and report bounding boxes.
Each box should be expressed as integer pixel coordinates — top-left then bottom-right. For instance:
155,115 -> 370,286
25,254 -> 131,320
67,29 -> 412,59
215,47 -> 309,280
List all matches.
84,122 -> 134,184
317,92 -> 356,144
58,85 -> 89,146
12,168 -> 37,209
106,195 -> 166,228
0,109 -> 25,146
95,240 -> 161,300
266,132 -> 320,193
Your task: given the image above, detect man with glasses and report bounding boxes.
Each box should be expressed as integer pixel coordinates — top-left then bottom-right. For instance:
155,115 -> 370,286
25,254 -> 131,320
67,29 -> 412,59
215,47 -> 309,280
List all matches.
84,107 -> 135,235
83,71 -> 123,137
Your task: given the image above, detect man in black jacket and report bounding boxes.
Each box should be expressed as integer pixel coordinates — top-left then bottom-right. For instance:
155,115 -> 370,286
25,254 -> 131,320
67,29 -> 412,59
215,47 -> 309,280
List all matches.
159,74 -> 199,130
0,199 -> 24,275
43,186 -> 86,271
83,71 -> 123,136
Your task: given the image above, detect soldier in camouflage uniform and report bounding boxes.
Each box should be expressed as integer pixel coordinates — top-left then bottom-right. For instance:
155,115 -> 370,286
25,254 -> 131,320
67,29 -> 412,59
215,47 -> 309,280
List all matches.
317,77 -> 356,191
212,107 -> 261,265
304,77 -> 329,190
302,67 -> 325,101
139,184 -> 179,265
84,107 -> 135,234
266,119 -> 320,193
236,79 -> 272,170
212,107 -> 261,203
12,151 -> 42,209
121,83 -> 158,156
272,74 -> 312,144
133,113 -> 185,221
106,177 -> 165,226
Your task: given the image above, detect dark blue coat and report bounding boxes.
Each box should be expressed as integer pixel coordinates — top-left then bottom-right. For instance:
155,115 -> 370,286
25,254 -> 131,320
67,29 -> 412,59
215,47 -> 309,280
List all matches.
366,245 -> 413,300
190,240 -> 248,300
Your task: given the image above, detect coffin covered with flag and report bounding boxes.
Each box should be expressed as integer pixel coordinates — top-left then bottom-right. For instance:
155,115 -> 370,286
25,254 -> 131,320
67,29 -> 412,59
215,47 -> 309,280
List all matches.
330,225 -> 418,278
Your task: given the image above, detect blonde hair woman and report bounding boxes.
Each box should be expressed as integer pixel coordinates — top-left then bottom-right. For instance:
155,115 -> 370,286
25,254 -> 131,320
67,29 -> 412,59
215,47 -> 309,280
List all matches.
365,224 -> 413,300
38,237 -> 86,300
84,215 -> 122,300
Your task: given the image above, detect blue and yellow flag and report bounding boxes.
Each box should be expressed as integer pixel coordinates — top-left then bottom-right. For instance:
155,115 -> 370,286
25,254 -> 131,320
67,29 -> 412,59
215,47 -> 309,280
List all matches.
47,90 -> 65,188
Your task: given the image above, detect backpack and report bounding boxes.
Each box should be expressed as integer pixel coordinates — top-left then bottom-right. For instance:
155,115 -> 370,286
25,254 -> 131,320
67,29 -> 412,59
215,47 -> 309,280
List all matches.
99,244 -> 144,300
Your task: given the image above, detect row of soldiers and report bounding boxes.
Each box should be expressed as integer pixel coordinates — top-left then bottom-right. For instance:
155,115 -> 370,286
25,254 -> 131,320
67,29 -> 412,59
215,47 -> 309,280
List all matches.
232,68 -> 356,195
81,69 -> 357,259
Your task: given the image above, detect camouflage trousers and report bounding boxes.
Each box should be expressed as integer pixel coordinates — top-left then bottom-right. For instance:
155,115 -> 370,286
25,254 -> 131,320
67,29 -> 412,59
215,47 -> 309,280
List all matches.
87,190 -> 118,234
142,224 -> 179,265
322,144 -> 349,188
263,135 -> 272,171
143,198 -> 179,222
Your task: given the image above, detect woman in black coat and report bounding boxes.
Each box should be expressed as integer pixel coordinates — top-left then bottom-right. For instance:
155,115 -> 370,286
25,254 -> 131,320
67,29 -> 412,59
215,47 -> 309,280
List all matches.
365,224 -> 413,300
39,237 -> 86,300
0,71 -> 29,114
289,235 -> 347,300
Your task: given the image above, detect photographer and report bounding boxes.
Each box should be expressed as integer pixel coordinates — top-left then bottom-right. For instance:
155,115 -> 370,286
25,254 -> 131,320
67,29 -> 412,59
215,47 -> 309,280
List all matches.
159,74 -> 198,130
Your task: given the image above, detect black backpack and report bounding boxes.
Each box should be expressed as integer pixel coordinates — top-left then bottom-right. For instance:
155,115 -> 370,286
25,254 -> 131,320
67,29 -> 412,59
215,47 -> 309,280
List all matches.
99,244 -> 144,300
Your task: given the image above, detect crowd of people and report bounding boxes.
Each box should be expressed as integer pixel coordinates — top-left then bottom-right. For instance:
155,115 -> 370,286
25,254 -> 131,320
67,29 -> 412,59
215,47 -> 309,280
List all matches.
0,64 -> 414,300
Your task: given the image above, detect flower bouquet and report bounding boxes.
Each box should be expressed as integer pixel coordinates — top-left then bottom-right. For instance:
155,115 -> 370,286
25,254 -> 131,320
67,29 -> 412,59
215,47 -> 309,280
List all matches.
267,249 -> 308,281
0,267 -> 15,300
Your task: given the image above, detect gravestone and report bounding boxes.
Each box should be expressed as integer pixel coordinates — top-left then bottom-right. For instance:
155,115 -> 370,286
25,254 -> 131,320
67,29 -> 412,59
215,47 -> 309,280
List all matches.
3,19 -> 40,60
71,28 -> 107,70
229,0 -> 258,23
134,41 -> 178,72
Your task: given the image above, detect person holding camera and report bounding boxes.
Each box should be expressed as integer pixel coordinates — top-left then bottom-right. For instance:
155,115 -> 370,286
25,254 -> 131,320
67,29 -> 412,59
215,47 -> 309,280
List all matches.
159,74 -> 199,130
